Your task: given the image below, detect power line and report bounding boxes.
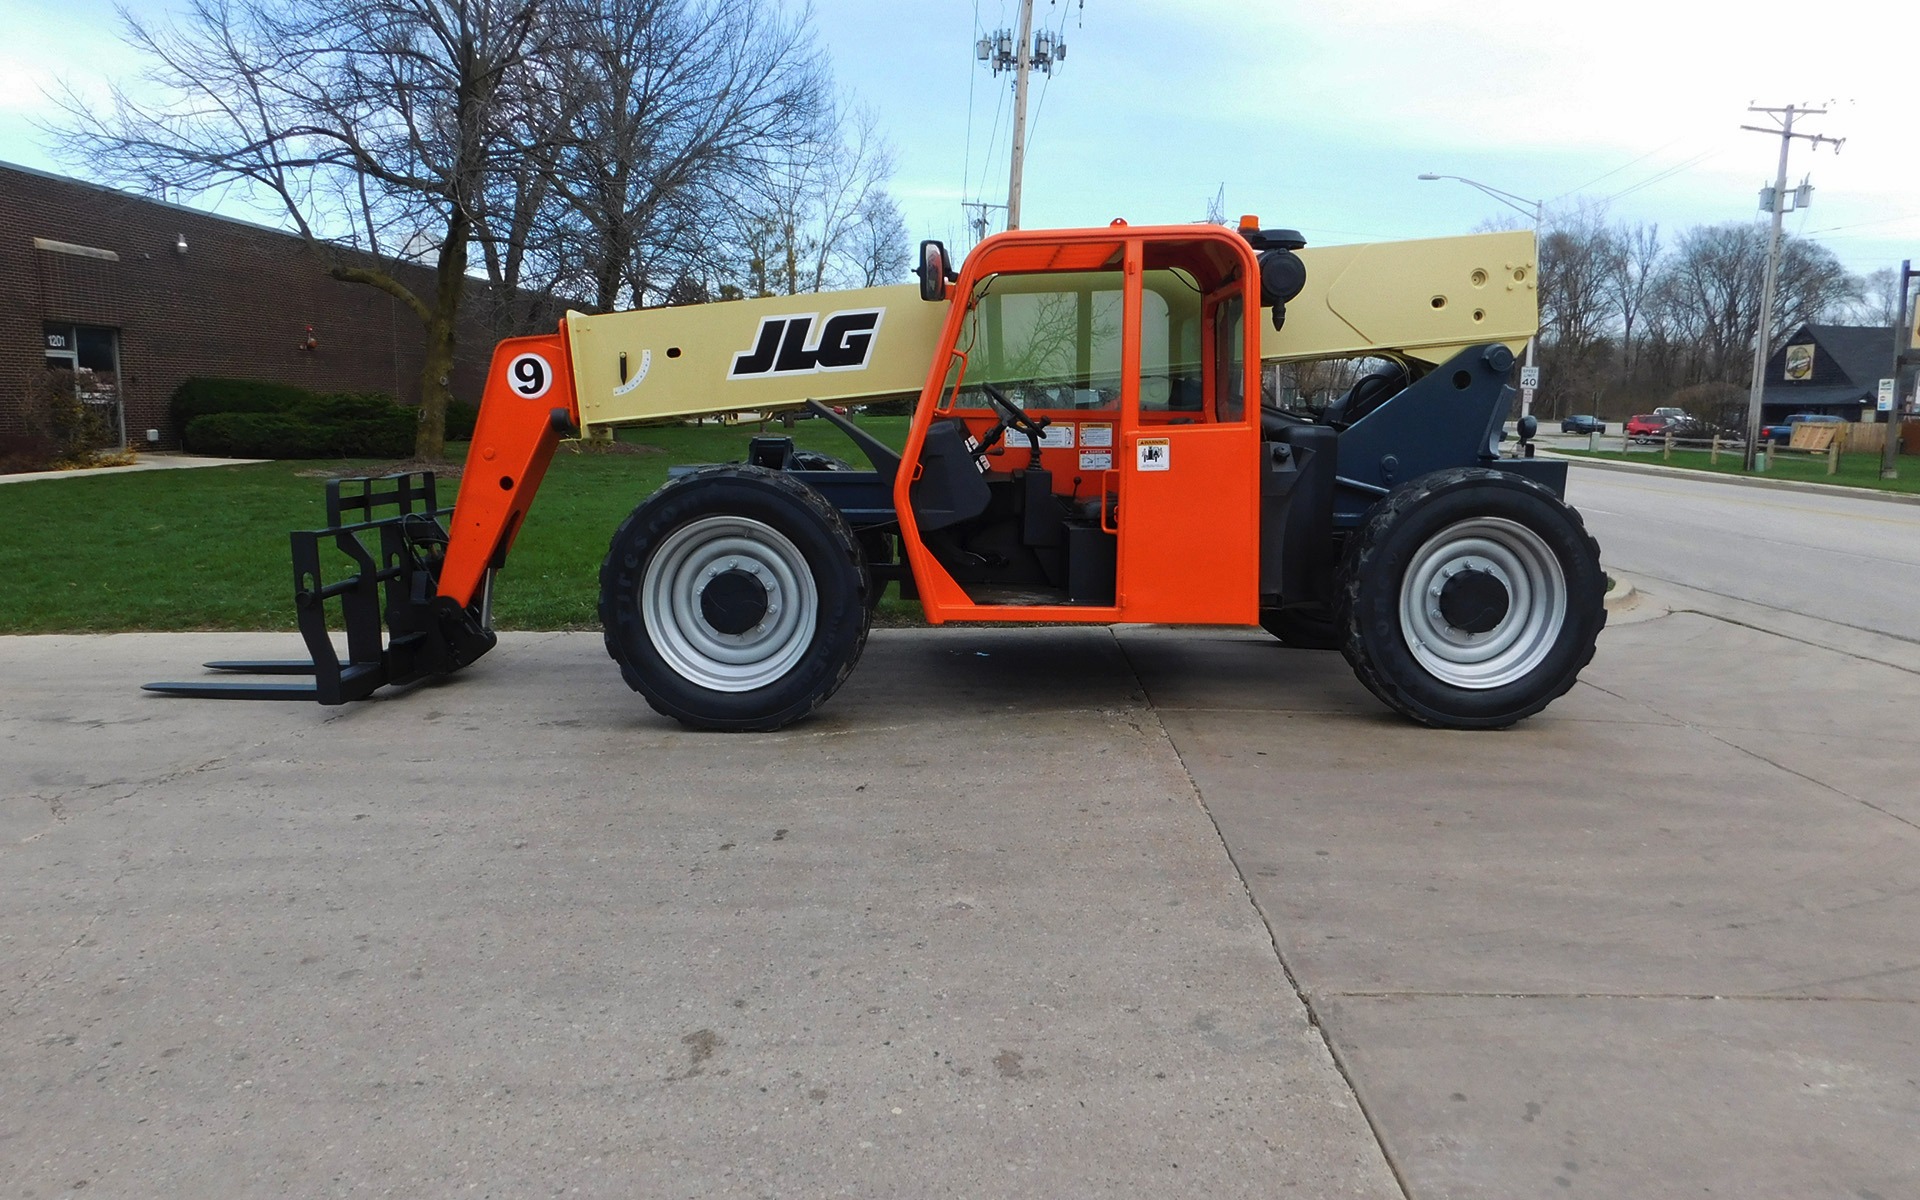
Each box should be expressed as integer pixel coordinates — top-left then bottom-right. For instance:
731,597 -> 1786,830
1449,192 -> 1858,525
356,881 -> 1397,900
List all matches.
1556,137 -> 1691,199
1601,147 -> 1723,203
961,0 -> 981,206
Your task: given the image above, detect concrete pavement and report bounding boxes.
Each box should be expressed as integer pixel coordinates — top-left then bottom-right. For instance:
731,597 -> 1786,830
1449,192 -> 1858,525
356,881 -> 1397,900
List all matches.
3,589 -> 1917,1198
0,454 -> 270,486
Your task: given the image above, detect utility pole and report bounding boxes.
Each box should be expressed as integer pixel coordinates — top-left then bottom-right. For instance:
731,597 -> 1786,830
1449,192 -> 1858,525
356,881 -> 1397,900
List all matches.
1007,0 -> 1035,230
960,200 -> 1008,251
1739,104 -> 1843,471
1885,260 -> 1916,481
975,2 -> 1069,233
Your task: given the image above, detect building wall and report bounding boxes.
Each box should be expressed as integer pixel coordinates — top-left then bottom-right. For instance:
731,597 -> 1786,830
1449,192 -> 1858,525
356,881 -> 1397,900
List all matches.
0,162 -> 531,448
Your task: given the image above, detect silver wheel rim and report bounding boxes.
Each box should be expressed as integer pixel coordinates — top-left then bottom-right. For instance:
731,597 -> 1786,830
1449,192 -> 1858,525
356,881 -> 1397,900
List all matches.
1398,516 -> 1566,690
641,515 -> 817,693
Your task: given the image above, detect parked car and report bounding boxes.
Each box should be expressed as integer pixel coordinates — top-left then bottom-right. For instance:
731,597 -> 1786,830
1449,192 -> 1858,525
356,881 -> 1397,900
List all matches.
1661,416 -> 1739,443
1561,414 -> 1607,434
1761,412 -> 1844,445
1624,413 -> 1675,443
1653,406 -> 1688,420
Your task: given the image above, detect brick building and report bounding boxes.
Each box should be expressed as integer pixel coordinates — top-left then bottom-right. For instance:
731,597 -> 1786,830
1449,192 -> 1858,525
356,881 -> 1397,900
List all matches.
1,160 -> 534,451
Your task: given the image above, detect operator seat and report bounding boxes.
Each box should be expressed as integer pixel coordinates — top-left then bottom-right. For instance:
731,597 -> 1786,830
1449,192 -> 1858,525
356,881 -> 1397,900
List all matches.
1323,364 -> 1412,428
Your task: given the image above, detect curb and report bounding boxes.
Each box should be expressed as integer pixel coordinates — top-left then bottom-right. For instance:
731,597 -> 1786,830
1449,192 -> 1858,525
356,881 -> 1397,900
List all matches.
1543,450 -> 1920,507
1603,575 -> 1635,611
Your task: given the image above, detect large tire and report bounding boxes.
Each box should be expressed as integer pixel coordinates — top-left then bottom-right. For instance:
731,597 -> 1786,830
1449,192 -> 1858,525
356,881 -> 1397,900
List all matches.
599,465 -> 871,731
1336,467 -> 1605,729
1258,605 -> 1342,650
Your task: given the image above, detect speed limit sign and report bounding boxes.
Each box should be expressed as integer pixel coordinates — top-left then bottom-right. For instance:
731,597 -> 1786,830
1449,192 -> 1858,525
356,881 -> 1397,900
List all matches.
506,352 -> 553,400
1519,366 -> 1541,389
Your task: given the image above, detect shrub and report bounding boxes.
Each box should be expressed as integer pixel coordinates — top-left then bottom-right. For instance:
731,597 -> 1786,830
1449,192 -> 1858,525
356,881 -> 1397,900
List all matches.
171,379 -> 417,458
185,412 -> 326,458
445,398 -> 480,441
170,378 -> 318,444
16,369 -> 117,470
185,393 -> 416,459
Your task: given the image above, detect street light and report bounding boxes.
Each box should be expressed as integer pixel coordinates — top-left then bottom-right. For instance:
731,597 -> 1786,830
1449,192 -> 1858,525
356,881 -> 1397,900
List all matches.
1419,173 -> 1545,420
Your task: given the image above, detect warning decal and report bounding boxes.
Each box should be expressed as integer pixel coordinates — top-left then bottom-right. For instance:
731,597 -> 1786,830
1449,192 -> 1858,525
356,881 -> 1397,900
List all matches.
1080,423 -> 1114,448
1136,437 -> 1171,471
1079,450 -> 1112,472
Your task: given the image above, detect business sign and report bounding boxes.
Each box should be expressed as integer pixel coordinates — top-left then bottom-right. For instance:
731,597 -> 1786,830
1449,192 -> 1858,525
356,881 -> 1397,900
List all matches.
1784,344 -> 1814,381
1879,378 -> 1896,412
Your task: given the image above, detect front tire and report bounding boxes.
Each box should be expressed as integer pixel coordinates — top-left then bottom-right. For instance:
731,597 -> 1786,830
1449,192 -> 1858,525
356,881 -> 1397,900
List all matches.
1336,468 -> 1605,729
600,466 -> 871,731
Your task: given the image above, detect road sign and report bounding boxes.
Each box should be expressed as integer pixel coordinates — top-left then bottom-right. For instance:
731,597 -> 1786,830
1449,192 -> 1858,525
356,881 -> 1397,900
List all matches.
1520,366 -> 1541,389
1879,378 -> 1896,412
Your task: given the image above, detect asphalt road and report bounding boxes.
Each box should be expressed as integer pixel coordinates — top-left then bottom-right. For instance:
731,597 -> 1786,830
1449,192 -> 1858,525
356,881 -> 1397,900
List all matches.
1564,462 -> 1920,643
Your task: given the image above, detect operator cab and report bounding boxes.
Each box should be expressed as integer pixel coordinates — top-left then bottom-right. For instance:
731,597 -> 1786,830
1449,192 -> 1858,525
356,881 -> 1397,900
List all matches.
899,225 -> 1267,625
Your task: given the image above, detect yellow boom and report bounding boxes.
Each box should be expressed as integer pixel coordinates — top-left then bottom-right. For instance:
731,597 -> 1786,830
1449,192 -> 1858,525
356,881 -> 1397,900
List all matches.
562,230 -> 1537,432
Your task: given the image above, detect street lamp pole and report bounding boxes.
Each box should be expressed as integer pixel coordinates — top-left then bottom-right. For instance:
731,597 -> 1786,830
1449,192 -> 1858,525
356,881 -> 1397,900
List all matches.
1419,173 -> 1544,419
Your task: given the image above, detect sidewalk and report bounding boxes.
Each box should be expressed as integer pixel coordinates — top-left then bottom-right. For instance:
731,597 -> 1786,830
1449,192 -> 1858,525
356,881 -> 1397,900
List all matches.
1542,445 -> 1920,506
0,453 -> 267,485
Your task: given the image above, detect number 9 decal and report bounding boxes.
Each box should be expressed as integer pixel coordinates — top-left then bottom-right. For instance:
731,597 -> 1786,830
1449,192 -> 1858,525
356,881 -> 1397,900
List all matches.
506,352 -> 552,400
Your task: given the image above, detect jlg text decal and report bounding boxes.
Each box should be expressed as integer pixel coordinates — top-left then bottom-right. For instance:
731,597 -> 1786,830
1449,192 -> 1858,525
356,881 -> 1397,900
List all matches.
728,308 -> 885,379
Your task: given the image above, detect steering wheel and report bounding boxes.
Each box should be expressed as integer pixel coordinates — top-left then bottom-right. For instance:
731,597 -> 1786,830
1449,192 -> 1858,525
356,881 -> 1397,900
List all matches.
979,382 -> 1051,458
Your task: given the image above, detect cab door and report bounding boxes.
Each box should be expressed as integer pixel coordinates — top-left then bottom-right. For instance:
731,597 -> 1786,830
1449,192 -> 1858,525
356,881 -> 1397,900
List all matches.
1113,242 -> 1262,624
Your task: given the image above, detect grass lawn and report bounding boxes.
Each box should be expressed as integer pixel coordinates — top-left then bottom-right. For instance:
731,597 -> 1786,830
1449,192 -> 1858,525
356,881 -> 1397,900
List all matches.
0,417 -> 910,634
1557,446 -> 1920,496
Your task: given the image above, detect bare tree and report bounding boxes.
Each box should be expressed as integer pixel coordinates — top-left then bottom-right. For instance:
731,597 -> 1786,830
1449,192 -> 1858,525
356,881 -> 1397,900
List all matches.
1608,222 -> 1660,380
56,0 -> 560,456
1535,211 -> 1622,417
767,103 -> 902,294
848,189 -> 910,287
553,0 -> 826,312
1642,223 -> 1861,396
1841,267 -> 1904,329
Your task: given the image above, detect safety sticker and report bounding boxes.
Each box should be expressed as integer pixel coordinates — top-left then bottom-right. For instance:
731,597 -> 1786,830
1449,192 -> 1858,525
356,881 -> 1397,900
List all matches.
1079,450 -> 1112,472
1136,437 -> 1171,471
1080,423 -> 1114,448
1004,424 -> 1076,449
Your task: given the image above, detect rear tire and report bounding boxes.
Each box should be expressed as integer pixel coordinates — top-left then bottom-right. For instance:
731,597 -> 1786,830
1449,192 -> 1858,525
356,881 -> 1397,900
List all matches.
1336,467 -> 1605,729
600,466 -> 871,731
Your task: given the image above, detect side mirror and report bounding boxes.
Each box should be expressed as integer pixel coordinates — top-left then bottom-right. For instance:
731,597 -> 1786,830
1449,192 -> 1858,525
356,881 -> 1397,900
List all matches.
918,240 -> 952,302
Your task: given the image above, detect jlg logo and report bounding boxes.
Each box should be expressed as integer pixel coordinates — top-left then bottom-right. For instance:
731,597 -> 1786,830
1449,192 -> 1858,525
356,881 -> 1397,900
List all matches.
728,308 -> 884,379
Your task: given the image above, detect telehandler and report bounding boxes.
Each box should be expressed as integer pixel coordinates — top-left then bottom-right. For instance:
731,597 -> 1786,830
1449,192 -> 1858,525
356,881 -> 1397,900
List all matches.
149,218 -> 1605,729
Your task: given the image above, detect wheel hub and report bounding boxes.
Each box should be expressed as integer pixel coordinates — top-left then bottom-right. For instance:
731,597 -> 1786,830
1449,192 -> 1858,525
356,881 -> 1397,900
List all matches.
640,516 -> 817,693
1398,517 -> 1568,690
699,568 -> 770,635
1436,567 -> 1510,634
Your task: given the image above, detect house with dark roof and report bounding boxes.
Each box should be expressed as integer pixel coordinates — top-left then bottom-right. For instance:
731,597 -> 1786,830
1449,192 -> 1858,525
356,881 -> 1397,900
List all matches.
1761,324 -> 1901,422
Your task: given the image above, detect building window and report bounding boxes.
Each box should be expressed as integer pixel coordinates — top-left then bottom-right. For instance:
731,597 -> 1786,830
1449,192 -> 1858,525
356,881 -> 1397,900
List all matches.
43,323 -> 125,448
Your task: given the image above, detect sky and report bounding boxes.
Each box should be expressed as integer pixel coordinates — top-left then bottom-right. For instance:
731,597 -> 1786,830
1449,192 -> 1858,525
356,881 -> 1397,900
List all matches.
3,0 -> 1915,279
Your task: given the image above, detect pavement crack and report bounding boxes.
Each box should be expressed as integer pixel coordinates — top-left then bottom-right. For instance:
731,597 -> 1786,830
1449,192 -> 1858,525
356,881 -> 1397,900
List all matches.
1576,676 -> 1920,835
1108,629 -> 1415,1200
1617,568 -> 1920,665
1324,989 -> 1918,1004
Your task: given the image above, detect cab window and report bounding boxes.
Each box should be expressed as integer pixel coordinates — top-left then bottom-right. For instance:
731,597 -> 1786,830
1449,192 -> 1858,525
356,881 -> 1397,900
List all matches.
955,270 -> 1203,415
